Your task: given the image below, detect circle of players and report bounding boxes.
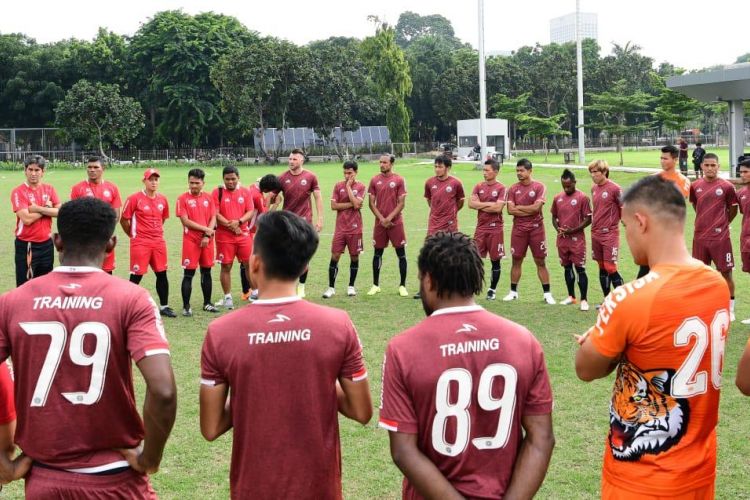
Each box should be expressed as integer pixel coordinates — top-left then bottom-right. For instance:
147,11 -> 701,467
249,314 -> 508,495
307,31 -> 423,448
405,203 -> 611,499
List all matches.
2,145 -> 749,498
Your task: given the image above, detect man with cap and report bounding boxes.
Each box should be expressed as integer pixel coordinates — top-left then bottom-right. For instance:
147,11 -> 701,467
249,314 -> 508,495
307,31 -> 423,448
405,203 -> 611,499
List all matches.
121,168 -> 176,317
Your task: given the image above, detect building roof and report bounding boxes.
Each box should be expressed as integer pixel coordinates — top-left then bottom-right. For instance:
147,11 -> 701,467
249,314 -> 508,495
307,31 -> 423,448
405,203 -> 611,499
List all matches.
666,63 -> 750,102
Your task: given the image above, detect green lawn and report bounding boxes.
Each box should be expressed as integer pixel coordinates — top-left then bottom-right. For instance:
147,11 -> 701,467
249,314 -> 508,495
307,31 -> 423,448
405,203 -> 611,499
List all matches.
521,146 -> 731,170
1,160 -> 749,499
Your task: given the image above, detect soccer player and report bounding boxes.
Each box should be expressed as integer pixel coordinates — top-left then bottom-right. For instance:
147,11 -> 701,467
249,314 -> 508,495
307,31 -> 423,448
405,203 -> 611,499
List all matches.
278,148 -> 323,297
379,231 -> 555,499
11,155 -> 60,286
200,210 -> 371,498
468,158 -> 506,300
576,175 -> 729,499
503,159 -> 555,304
243,174 -> 282,301
323,161 -> 366,298
736,159 -> 750,325
589,160 -> 624,303
636,146 -> 693,279
0,197 -> 176,497
70,156 -> 122,274
551,169 -> 592,310
689,153 -> 738,321
121,168 -> 176,318
176,168 -> 219,316
367,154 -> 409,297
212,166 -> 255,310
0,360 -> 24,486
414,155 -> 465,299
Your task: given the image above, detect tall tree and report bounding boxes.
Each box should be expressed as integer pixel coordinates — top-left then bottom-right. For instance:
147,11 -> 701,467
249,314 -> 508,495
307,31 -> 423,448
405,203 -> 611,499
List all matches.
55,80 -> 144,157
490,92 -> 530,144
394,11 -> 460,48
516,113 -> 570,161
650,73 -> 701,136
587,80 -> 653,165
361,22 -> 413,144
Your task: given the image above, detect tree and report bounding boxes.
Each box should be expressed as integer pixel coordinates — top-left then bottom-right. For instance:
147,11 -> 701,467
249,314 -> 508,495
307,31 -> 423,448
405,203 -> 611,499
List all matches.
736,53 -> 750,64
490,92 -> 530,145
394,11 -> 460,48
650,73 -> 701,137
516,113 -> 570,161
430,48 -> 480,126
587,80 -> 653,165
55,80 -> 144,157
361,23 -> 413,144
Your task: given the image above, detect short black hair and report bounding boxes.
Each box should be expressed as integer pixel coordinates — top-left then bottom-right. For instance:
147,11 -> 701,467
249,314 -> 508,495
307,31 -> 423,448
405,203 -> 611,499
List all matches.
290,148 -> 305,156
561,168 -> 576,182
87,156 -> 102,165
661,145 -> 679,158
57,198 -> 117,260
222,165 -> 239,177
740,158 -> 750,169
24,155 -> 46,170
188,168 -> 205,180
343,160 -> 358,172
418,231 -> 484,299
696,142 -> 702,147
516,158 -> 532,170
702,153 -> 719,162
381,154 -> 395,164
622,175 -> 685,223
254,211 -> 319,281
435,155 -> 452,168
259,174 -> 282,193
484,159 -> 499,172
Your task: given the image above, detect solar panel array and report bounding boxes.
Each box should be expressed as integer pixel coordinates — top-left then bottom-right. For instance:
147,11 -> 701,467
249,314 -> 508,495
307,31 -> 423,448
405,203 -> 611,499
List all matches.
255,126 -> 390,149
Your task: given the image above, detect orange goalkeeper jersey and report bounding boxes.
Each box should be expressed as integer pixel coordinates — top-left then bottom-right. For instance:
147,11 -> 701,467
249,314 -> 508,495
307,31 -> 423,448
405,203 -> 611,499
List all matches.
588,262 -> 729,496
659,169 -> 691,198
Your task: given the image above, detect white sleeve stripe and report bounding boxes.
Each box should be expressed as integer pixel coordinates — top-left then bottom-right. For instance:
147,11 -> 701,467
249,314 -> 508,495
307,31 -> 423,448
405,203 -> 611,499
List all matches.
200,378 -> 217,386
352,373 -> 368,382
144,348 -> 170,357
378,421 -> 398,432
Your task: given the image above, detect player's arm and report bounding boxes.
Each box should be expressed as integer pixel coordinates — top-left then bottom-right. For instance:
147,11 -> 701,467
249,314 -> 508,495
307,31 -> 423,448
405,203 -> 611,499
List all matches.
331,197 -> 353,211
0,426 -> 31,484
336,377 -> 372,424
483,197 -> 506,214
269,190 -> 283,210
345,183 -> 363,210
200,383 -> 232,441
736,341 -> 750,396
551,214 -> 561,233
388,432 -> 463,500
121,354 -> 176,474
313,189 -> 323,232
368,193 -> 385,219
468,193 -> 487,211
456,196 -> 465,212
13,208 -> 43,225
503,413 -> 555,500
179,214 -> 211,234
728,203 -> 739,223
385,194 -> 407,224
575,331 -> 621,381
567,214 -> 592,234
120,217 -> 132,237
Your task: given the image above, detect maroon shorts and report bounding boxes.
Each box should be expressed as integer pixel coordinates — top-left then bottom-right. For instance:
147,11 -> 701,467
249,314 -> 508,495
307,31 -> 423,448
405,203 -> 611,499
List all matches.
25,465 -> 156,500
215,237 -> 252,265
557,235 -> 586,267
102,250 -> 116,273
427,220 -> 458,236
510,225 -> 547,259
129,241 -> 167,275
742,252 -> 750,272
332,232 -> 363,256
592,232 -> 619,263
373,221 -> 407,249
182,236 -> 215,270
474,229 -> 505,260
693,237 -> 734,272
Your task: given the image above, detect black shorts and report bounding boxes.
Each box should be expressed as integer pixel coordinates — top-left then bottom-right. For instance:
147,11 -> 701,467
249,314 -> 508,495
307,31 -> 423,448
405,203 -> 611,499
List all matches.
15,238 -> 54,286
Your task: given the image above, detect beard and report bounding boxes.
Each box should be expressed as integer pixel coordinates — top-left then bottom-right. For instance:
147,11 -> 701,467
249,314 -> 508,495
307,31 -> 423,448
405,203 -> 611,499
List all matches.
419,280 -> 433,316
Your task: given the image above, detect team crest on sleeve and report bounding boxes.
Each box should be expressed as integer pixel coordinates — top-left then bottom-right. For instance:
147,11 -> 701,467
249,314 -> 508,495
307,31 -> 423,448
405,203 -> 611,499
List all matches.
609,362 -> 688,461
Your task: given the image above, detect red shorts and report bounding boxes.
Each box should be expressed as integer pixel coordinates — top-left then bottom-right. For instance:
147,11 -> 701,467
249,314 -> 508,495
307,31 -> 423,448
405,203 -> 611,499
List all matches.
215,237 -> 252,265
182,236 -> 215,270
103,250 -> 115,273
332,232 -> 363,256
373,221 -> 407,249
693,237 -> 734,273
510,225 -> 547,259
557,235 -> 586,267
427,220 -> 458,236
130,241 -> 167,275
474,229 -> 504,260
601,476 -> 714,500
25,465 -> 157,500
592,232 -> 620,263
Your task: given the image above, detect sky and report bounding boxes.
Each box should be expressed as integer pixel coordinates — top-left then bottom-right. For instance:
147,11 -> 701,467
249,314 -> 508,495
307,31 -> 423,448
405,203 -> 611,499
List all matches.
1,0 -> 747,70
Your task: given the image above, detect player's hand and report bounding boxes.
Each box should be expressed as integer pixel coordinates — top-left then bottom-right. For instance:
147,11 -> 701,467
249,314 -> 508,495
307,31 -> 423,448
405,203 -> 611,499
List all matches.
205,228 -> 215,238
200,238 -> 208,249
315,220 -> 323,232
118,444 -> 158,475
0,451 -> 32,484
574,331 -> 590,345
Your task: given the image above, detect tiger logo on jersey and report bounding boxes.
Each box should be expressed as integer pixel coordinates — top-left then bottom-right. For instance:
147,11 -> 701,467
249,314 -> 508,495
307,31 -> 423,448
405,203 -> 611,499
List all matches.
608,361 -> 688,461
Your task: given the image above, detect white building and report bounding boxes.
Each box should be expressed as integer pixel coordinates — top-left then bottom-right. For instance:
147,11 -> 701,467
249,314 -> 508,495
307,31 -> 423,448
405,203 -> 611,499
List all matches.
550,12 -> 597,44
456,119 -> 510,160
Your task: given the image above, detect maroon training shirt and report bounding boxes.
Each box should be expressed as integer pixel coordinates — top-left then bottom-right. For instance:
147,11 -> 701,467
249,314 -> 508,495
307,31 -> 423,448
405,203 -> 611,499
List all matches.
279,170 -> 320,223
332,180 -> 366,235
424,176 -> 465,233
591,180 -> 622,234
508,181 -> 546,232
551,190 -> 592,238
689,178 -> 738,241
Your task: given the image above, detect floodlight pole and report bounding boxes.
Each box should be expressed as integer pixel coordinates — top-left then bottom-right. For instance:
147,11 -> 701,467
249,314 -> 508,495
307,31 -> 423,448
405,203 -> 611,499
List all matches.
576,0 -> 586,165
478,0 -> 488,167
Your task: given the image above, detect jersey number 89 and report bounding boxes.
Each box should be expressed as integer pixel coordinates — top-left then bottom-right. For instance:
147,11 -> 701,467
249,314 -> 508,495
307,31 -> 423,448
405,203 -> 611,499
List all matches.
432,363 -> 517,457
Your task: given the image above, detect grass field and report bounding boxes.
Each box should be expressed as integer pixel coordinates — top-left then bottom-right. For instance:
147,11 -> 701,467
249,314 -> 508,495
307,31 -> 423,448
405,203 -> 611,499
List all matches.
521,146 -> 731,170
1,158 -> 749,499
